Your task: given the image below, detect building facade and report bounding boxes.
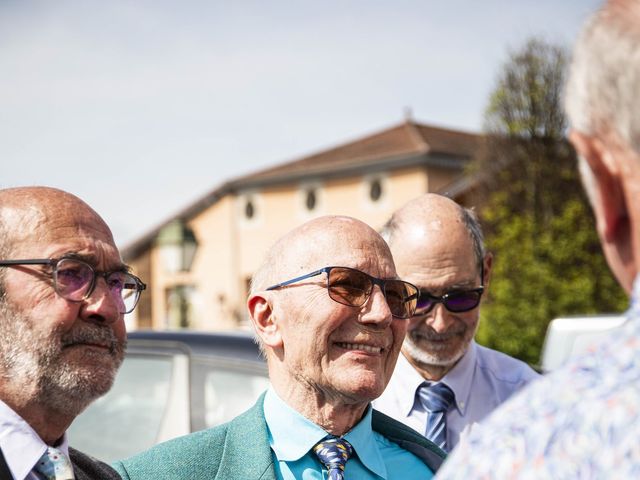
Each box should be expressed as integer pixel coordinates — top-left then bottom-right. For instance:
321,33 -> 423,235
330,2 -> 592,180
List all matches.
123,119 -> 479,331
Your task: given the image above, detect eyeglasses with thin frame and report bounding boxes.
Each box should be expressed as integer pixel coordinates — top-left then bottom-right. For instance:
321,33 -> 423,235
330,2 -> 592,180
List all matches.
265,266 -> 419,319
0,257 -> 146,314
414,263 -> 485,316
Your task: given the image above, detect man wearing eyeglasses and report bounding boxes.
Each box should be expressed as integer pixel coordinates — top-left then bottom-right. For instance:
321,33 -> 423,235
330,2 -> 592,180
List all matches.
373,194 -> 538,452
113,215 -> 445,479
0,186 -> 145,480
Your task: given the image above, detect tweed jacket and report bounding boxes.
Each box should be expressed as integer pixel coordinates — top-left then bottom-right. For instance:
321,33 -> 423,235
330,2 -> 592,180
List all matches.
113,394 -> 445,479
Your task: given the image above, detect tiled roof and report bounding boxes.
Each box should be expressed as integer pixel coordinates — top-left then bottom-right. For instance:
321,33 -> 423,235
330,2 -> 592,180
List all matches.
122,119 -> 479,259
239,120 -> 478,184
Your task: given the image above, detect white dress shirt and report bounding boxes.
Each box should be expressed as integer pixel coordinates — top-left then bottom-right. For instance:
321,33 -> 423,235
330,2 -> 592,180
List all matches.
373,340 -> 539,449
0,399 -> 70,480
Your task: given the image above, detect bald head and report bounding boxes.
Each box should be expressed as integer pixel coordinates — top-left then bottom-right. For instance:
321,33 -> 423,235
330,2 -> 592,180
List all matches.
381,194 -> 485,274
251,215 -> 394,294
0,187 -> 114,257
0,187 -> 116,295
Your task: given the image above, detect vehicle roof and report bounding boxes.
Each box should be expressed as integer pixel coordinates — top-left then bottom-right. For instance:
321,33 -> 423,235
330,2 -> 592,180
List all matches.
127,329 -> 265,363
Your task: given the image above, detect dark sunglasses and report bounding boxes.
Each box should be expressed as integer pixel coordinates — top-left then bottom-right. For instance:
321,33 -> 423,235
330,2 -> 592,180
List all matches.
266,266 -> 418,319
415,263 -> 485,316
0,257 -> 146,314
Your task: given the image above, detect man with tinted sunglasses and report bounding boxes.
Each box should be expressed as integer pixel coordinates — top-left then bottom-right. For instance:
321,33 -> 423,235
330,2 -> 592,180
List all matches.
0,186 -> 144,479
114,216 -> 446,479
373,194 -> 538,451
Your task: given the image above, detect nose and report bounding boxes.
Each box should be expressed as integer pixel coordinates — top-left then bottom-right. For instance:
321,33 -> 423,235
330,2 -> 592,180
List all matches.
425,303 -> 455,333
359,285 -> 394,328
81,277 -> 122,324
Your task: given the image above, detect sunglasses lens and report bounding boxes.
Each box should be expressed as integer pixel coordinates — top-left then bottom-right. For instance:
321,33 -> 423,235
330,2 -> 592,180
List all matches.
384,280 -> 417,319
55,258 -> 93,301
444,291 -> 482,312
415,296 -> 436,315
327,267 -> 371,307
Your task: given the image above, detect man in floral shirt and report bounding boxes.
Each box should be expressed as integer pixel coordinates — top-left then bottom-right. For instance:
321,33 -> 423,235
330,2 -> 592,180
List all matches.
437,0 -> 640,477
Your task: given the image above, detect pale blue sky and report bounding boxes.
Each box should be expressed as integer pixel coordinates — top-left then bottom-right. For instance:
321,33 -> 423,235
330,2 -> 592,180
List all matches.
0,0 -> 601,246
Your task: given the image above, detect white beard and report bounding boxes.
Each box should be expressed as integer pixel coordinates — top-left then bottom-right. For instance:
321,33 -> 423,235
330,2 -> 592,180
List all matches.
0,300 -> 125,416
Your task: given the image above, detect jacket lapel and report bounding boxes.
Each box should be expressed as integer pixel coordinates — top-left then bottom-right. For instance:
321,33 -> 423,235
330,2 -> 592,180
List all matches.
216,394 -> 276,480
372,408 -> 446,472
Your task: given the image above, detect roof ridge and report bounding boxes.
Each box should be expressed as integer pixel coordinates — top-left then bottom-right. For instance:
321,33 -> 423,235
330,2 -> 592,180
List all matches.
404,119 -> 430,152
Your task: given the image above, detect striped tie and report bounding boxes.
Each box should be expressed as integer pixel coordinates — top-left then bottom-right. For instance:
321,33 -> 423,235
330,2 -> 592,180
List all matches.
33,447 -> 75,480
418,382 -> 455,451
313,436 -> 354,480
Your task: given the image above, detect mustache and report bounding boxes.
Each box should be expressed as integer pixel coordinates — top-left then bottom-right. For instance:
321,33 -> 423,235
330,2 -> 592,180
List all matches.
409,326 -> 466,342
61,325 -> 126,355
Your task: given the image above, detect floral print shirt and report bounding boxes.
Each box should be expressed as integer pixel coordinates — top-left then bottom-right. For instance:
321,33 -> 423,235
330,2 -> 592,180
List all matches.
436,276 -> 640,480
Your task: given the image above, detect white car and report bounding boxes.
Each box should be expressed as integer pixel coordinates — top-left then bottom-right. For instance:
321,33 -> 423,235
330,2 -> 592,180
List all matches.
68,330 -> 270,462
539,315 -> 627,373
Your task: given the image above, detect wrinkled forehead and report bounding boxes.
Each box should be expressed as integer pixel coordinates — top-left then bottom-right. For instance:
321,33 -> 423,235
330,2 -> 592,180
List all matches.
1,200 -> 118,261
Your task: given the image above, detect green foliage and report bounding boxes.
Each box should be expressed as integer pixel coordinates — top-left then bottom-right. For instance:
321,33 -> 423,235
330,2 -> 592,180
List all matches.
471,38 -> 627,366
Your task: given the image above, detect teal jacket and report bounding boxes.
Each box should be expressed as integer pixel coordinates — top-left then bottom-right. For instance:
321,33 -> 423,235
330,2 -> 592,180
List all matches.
113,394 -> 445,479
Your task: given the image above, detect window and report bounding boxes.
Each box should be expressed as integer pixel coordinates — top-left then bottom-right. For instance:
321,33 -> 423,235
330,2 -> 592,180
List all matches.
238,192 -> 263,227
362,174 -> 389,209
244,198 -> 255,219
305,189 -> 317,211
191,359 -> 270,431
297,182 -> 323,218
369,179 -> 382,201
67,355 -> 175,462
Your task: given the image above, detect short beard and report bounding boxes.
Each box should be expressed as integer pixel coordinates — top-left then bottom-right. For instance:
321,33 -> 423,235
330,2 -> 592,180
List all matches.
402,324 -> 473,368
0,300 -> 126,417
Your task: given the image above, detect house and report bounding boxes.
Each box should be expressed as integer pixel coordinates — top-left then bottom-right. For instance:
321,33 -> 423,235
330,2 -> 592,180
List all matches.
123,119 -> 480,330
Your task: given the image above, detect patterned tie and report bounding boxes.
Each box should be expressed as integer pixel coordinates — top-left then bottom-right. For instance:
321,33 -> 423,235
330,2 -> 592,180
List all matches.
418,382 -> 455,451
313,436 -> 354,480
33,447 -> 75,480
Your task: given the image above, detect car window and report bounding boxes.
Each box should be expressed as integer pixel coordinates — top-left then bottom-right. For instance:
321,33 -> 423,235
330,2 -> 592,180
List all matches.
190,358 -> 270,432
67,354 -> 174,462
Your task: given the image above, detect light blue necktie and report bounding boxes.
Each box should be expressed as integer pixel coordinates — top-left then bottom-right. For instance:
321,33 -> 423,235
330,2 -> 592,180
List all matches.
313,436 -> 354,480
33,447 -> 75,480
419,382 -> 455,451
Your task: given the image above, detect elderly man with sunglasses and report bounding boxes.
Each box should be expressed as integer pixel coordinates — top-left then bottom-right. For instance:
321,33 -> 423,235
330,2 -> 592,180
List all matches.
113,215 -> 445,479
0,186 -> 145,480
373,194 -> 538,452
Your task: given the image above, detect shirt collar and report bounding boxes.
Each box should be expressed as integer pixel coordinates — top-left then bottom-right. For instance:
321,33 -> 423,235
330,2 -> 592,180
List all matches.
263,387 -> 386,478
395,342 -> 476,416
440,340 -> 477,415
0,399 -> 69,480
388,352 -> 427,417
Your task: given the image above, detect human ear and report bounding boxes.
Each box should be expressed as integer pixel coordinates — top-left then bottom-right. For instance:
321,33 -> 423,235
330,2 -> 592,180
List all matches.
482,253 -> 493,289
569,129 -> 627,243
247,293 -> 283,348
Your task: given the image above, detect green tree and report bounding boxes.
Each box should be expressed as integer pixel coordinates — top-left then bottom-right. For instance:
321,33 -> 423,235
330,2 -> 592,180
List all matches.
471,38 -> 627,366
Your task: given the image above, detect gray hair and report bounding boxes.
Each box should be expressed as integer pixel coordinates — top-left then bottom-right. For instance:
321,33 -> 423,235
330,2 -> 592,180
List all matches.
381,204 -> 486,272
565,0 -> 640,154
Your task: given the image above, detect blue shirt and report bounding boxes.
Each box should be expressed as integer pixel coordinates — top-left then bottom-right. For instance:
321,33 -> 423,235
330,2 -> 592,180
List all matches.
373,340 -> 539,448
263,388 -> 433,480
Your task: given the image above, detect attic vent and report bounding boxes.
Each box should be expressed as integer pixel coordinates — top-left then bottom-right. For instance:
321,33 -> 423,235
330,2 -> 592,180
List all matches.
369,179 -> 383,202
305,189 -> 317,211
244,198 -> 255,219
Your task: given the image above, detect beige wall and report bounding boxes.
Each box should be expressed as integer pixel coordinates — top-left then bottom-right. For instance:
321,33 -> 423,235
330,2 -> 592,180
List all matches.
133,164 -> 460,331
